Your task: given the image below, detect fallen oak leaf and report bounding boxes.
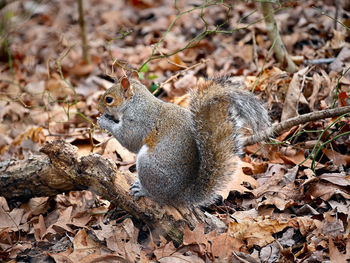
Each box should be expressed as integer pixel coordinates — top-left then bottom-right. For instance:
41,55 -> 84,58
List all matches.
228,217 -> 290,248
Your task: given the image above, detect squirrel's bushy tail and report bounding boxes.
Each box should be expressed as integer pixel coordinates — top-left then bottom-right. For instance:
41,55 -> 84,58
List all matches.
188,78 -> 270,206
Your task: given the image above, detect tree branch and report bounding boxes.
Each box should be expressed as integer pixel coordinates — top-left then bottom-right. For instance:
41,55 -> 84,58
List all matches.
261,2 -> 297,73
0,140 -> 220,244
243,106 -> 350,146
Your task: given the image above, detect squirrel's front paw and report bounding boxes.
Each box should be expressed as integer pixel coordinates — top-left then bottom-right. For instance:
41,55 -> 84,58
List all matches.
129,181 -> 148,201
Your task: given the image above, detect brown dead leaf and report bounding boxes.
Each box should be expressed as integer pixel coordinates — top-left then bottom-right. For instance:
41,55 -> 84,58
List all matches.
158,253 -> 204,263
330,47 -> 350,72
99,218 -> 140,261
241,160 -> 268,175
228,217 -> 290,247
308,72 -> 321,111
245,67 -> 289,93
330,30 -> 346,50
321,213 -> 344,237
48,247 -> 74,263
288,216 -> 320,236
46,73 -> 74,99
278,149 -> 317,168
88,255 -> 129,263
254,164 -> 286,196
0,197 -> 9,212
171,73 -> 197,96
157,53 -> 187,72
33,214 -> 47,241
102,138 -> 136,164
0,208 -> 25,232
276,126 -> 298,142
232,209 -> 259,223
183,222 -> 207,247
21,197 -> 50,216
49,229 -> 104,263
24,81 -> 45,102
70,62 -> 95,76
329,238 -> 347,263
307,181 -> 350,201
322,148 -> 349,166
217,161 -> 258,198
72,228 -> 101,255
253,165 -> 301,210
319,173 -> 350,187
169,93 -> 189,108
211,232 -> 245,259
0,102 -> 27,123
154,241 -> 176,260
182,223 -> 244,260
281,67 -> 309,121
318,69 -> 332,100
43,206 -> 74,240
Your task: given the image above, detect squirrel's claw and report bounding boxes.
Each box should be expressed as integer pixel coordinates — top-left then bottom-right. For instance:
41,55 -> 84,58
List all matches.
129,181 -> 148,201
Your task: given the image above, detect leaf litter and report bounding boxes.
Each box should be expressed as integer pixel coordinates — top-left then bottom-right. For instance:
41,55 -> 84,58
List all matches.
0,0 -> 349,262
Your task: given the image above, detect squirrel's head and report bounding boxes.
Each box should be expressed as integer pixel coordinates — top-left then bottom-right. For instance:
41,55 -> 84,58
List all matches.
98,77 -> 137,114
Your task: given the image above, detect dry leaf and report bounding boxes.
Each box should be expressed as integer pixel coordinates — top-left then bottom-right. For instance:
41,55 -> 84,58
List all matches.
281,67 -> 309,121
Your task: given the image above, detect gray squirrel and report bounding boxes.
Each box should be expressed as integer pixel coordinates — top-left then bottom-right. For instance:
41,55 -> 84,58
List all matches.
97,77 -> 270,206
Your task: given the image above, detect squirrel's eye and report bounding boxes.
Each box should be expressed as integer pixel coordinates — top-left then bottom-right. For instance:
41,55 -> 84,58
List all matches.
105,96 -> 114,104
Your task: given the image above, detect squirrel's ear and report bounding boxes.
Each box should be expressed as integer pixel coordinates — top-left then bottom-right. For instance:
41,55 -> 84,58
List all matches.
121,77 -> 130,91
130,71 -> 140,80
121,77 -> 132,99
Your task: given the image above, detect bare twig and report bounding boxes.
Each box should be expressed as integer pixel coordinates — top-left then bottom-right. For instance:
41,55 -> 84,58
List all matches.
260,2 -> 297,73
305,58 -> 336,65
251,28 -> 259,70
77,0 -> 90,63
314,6 -> 350,31
138,2 -> 263,71
335,0 -> 340,30
243,106 -> 350,146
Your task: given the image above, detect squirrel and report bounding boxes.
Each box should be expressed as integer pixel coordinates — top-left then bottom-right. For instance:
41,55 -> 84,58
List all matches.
97,76 -> 270,206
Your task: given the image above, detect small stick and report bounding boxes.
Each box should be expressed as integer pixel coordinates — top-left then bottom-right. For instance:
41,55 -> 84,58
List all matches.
77,0 -> 90,63
252,28 -> 259,70
157,48 -> 188,69
335,0 -> 340,30
305,58 -> 336,65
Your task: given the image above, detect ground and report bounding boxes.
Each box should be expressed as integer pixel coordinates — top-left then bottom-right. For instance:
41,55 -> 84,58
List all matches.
0,0 -> 349,262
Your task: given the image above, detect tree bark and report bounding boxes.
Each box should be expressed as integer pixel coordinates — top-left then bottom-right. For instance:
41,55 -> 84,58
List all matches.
0,140 -> 219,244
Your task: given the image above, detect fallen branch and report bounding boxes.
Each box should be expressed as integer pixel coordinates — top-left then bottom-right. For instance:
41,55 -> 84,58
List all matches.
243,106 -> 350,146
0,141 -> 221,244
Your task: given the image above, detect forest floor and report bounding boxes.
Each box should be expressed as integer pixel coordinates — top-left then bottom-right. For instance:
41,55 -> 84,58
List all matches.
0,0 -> 350,262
